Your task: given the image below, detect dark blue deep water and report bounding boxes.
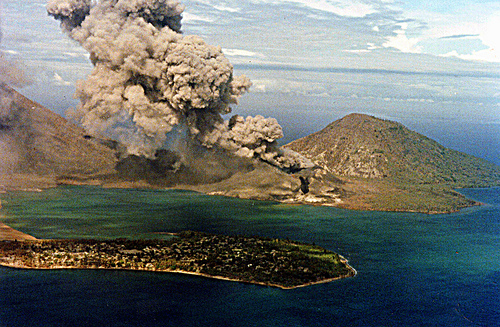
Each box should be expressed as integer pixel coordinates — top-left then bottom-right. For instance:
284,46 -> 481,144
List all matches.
1,186 -> 499,327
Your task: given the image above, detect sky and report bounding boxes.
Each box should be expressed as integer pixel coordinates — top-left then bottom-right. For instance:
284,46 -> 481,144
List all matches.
1,0 -> 500,164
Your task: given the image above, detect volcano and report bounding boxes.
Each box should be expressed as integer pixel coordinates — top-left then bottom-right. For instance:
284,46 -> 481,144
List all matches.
0,83 -> 116,190
285,113 -> 500,187
284,113 -> 500,212
2,86 -> 499,213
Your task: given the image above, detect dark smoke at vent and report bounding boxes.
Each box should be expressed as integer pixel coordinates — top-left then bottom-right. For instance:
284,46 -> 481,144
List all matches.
47,0 -> 310,172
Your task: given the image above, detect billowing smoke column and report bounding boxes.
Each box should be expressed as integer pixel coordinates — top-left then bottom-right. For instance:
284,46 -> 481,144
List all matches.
47,0 -> 302,170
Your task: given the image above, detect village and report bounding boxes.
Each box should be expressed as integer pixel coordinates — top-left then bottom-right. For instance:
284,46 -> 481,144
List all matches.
0,231 -> 355,289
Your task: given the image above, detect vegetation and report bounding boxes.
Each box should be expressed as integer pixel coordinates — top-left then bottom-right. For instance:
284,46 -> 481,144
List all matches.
341,178 -> 478,213
0,231 -> 355,289
286,113 -> 500,187
285,113 -> 500,213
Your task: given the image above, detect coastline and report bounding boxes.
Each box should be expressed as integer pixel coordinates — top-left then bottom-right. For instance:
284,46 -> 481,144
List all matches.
0,258 -> 356,290
0,232 -> 357,289
1,174 -> 490,214
1,198 -> 37,241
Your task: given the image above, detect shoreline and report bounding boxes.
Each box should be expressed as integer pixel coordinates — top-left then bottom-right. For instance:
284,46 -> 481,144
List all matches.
1,198 -> 38,241
0,258 -> 356,290
0,231 -> 357,289
1,174 -> 491,214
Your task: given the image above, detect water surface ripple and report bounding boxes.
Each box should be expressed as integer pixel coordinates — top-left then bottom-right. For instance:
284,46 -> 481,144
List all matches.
1,186 -> 499,326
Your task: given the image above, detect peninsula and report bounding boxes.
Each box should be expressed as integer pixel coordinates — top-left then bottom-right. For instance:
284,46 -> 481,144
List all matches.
0,231 -> 356,289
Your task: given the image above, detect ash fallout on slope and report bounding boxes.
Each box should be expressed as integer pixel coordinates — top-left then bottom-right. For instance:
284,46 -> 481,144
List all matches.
0,19 -> 31,174
47,0 -> 310,177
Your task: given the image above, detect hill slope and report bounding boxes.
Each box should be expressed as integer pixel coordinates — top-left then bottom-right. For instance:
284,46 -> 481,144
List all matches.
285,113 -> 500,188
0,83 -> 117,189
0,86 -> 495,213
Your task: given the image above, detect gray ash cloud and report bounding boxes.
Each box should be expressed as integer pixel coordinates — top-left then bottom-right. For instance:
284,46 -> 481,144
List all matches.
47,0 -> 309,172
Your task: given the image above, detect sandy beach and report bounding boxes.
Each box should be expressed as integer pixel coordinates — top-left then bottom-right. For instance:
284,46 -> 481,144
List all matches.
0,259 -> 356,290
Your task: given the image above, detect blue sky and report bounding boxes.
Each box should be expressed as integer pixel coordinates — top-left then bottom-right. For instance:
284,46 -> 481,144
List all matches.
1,0 -> 500,162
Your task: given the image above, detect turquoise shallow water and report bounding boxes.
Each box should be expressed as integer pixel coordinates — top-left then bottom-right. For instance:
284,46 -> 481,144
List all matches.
0,186 -> 499,326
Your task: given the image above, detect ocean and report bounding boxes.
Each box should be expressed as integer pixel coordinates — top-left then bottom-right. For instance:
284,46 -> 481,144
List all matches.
0,186 -> 499,327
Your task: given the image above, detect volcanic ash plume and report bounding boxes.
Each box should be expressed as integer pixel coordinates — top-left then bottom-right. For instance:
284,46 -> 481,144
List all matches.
0,18 -> 30,87
0,54 -> 30,87
47,0 -> 306,171
0,23 -> 30,174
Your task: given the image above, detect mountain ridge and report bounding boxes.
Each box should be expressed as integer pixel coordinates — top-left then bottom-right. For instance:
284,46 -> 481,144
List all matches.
285,113 -> 500,188
0,83 -> 117,190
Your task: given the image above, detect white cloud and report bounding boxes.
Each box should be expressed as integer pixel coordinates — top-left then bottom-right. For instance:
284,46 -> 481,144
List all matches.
273,0 -> 376,17
250,78 -> 328,95
440,49 -> 498,63
53,72 -> 72,86
193,0 -> 377,17
2,50 -> 19,55
222,48 -> 265,58
401,4 -> 500,63
182,12 -> 214,23
213,5 -> 240,12
482,12 -> 500,48
62,51 -> 89,59
466,12 -> 500,62
383,23 -> 422,54
344,49 -> 371,53
343,42 -> 381,53
437,11 -> 500,63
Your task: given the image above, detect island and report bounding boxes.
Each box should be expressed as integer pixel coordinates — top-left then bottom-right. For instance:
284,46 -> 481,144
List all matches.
0,231 -> 356,289
3,83 -> 499,213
